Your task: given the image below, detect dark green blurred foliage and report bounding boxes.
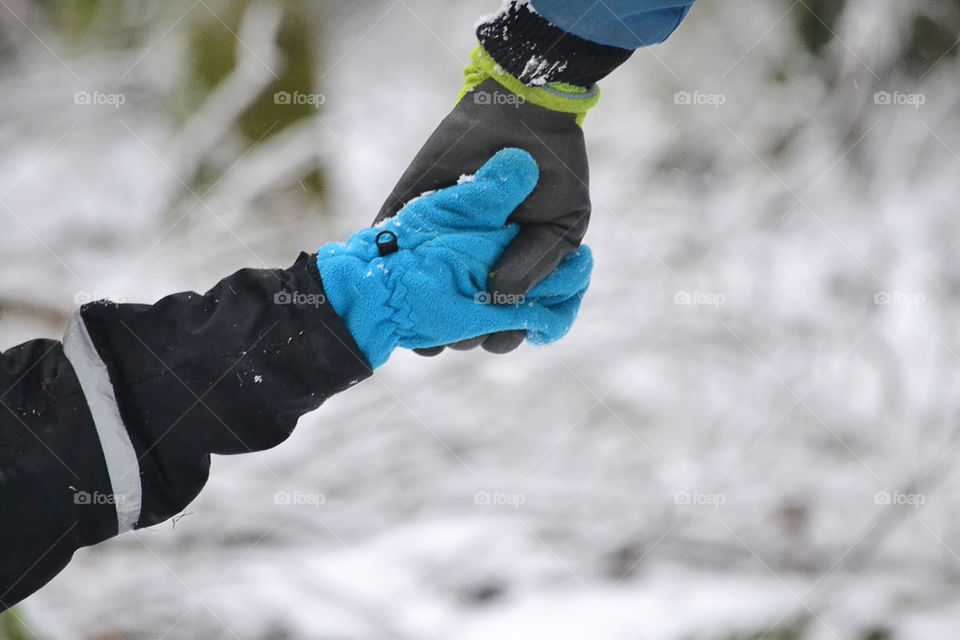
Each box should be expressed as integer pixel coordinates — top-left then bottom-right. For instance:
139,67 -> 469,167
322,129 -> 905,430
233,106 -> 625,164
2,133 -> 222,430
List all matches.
30,0 -> 327,200
905,10 -> 960,75
796,0 -> 845,56
860,628 -> 893,640
189,0 -> 326,196
44,0 -> 99,43
682,616 -> 809,640
682,609 -> 898,640
0,608 -> 42,640
793,0 -> 960,78
190,3 -> 243,94
190,0 -> 320,142
37,1 -> 167,49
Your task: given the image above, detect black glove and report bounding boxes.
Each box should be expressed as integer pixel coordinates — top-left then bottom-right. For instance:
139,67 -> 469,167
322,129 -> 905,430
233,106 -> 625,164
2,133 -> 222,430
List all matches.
375,1 -> 632,355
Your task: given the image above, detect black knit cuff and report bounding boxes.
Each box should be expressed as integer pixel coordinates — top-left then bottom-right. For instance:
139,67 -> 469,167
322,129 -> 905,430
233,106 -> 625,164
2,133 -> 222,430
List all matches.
476,1 -> 633,88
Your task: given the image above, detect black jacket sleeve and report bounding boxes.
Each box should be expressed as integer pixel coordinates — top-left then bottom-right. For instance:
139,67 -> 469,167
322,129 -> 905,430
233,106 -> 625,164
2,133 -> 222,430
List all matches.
0,252 -> 372,612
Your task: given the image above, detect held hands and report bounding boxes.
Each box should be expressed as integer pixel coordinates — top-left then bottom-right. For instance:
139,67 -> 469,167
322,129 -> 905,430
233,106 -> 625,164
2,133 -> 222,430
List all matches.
374,46 -> 597,355
317,149 -> 592,369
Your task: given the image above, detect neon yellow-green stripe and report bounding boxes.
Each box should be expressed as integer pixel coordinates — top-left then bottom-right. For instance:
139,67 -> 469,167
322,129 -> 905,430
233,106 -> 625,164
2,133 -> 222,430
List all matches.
457,46 -> 600,125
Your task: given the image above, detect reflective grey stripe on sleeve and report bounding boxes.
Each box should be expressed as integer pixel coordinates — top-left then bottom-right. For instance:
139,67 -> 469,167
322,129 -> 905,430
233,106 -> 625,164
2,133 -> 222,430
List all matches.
62,312 -> 142,533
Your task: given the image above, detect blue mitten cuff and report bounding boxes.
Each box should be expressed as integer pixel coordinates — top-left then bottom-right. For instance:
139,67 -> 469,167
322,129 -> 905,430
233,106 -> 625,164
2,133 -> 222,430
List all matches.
317,149 -> 593,369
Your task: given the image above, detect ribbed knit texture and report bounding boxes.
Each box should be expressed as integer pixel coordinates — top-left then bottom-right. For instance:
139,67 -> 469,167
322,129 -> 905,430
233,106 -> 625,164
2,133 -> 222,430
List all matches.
476,0 -> 633,88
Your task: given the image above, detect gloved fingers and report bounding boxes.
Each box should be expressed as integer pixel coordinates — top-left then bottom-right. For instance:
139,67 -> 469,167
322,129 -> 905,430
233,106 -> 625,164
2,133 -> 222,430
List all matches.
414,346 -> 446,357
457,247 -> 591,346
397,148 -> 539,234
487,222 -> 583,300
402,240 -> 593,353
449,331 -> 527,354
448,336 -> 486,351
527,245 -> 594,301
463,293 -> 583,346
523,294 -> 587,345
480,329 -> 526,354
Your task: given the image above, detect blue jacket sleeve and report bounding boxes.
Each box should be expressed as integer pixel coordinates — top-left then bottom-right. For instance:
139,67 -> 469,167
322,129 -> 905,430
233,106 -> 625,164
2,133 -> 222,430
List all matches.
476,1 -> 696,88
529,0 -> 696,49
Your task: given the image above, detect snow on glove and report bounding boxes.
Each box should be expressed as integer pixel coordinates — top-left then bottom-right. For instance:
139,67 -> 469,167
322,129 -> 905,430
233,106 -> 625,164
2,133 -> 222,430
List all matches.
319,148 -> 593,370
374,33 -> 604,356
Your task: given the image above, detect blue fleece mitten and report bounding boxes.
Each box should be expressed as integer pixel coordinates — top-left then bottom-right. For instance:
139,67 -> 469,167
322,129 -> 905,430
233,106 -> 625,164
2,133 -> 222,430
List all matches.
317,148 -> 593,369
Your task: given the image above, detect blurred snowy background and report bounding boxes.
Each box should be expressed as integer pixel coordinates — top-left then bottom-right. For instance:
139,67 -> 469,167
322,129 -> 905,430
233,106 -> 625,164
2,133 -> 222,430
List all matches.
1,0 -> 959,638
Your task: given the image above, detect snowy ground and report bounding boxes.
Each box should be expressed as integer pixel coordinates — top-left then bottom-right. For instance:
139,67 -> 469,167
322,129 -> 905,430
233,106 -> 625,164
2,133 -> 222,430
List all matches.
4,1 -> 960,638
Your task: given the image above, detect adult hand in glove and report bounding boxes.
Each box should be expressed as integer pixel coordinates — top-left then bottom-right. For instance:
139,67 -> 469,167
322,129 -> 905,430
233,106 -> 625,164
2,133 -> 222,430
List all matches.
374,42 -> 603,355
373,0 -> 692,356
320,148 -> 593,369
